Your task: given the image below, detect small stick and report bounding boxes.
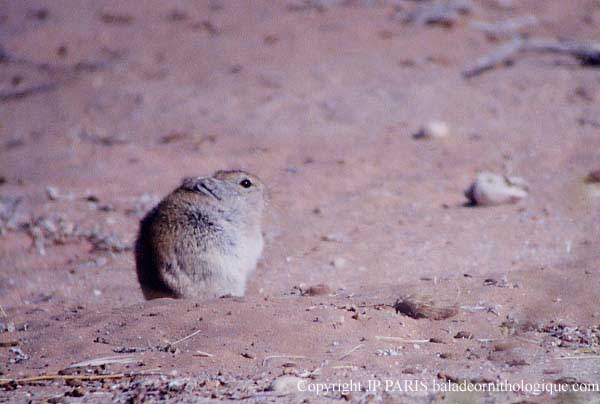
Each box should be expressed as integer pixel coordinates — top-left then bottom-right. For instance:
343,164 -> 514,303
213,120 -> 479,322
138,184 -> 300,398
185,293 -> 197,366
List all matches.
0,46 -> 118,75
524,38 -> 600,64
194,350 -> 215,358
555,355 -> 600,360
262,355 -> 307,366
0,305 -> 6,318
0,341 -> 19,347
357,303 -> 394,309
171,328 -> 203,346
0,369 -> 161,386
463,37 -> 600,78
0,82 -> 60,102
339,344 -> 364,361
463,37 -> 524,78
376,336 -> 430,343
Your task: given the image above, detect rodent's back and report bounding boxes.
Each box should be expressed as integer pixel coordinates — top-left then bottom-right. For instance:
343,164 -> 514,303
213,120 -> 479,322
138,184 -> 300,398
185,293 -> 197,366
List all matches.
135,203 -> 173,299
135,189 -> 248,299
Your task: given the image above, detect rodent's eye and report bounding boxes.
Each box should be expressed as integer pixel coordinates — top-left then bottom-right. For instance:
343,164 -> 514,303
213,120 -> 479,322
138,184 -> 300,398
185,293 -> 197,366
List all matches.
239,179 -> 253,188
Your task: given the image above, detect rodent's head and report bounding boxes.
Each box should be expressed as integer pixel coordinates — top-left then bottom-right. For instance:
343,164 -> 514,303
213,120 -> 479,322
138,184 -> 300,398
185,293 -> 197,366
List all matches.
180,170 -> 265,219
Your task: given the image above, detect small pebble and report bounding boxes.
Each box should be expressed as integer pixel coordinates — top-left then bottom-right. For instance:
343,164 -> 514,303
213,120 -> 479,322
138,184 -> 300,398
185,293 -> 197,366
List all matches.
332,257 -> 347,269
46,186 -> 61,201
305,284 -> 331,296
269,376 -> 303,394
585,169 -> 600,184
45,186 -> 73,201
168,378 -> 188,392
321,233 -> 346,242
414,120 -> 450,139
66,387 -> 86,397
454,331 -> 474,339
375,348 -> 402,356
0,321 -> 16,333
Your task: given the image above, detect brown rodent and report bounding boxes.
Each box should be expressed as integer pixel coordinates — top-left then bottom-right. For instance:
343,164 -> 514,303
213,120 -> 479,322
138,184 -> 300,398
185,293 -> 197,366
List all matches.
135,170 -> 265,299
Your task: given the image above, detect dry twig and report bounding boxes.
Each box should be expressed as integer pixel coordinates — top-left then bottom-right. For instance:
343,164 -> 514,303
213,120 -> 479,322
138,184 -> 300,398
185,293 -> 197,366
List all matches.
375,336 -> 430,343
463,37 -> 600,78
463,37 -> 524,78
0,82 -> 61,101
555,355 -> 600,360
0,369 -> 160,387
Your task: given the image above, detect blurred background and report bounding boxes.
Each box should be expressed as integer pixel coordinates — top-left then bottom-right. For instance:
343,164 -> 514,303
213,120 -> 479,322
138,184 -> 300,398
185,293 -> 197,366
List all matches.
1,1 -> 600,401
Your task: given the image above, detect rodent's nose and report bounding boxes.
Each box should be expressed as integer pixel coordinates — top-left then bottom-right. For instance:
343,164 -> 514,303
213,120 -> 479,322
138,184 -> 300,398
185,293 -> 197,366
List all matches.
197,180 -> 222,200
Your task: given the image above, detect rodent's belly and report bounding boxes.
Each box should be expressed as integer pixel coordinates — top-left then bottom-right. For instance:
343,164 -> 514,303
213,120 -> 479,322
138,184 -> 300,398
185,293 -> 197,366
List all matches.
230,233 -> 264,271
192,231 -> 263,276
188,233 -> 262,297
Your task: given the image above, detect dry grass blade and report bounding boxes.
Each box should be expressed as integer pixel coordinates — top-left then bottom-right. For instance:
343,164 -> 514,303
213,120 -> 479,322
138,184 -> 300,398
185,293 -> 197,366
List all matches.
555,356 -> 600,360
171,328 -> 203,346
394,296 -> 458,320
194,350 -> 215,358
262,355 -> 307,366
339,344 -> 364,361
375,336 -> 430,343
68,355 -> 138,368
0,369 -> 161,386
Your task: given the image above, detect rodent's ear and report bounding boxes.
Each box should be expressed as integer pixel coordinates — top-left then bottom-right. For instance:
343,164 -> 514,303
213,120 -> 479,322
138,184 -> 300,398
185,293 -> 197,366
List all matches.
181,177 -> 199,190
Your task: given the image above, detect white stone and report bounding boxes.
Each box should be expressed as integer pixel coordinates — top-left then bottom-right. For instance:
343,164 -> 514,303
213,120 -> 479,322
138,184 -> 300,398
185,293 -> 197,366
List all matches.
269,376 -> 303,394
465,172 -> 528,206
332,257 -> 347,269
415,120 -> 450,139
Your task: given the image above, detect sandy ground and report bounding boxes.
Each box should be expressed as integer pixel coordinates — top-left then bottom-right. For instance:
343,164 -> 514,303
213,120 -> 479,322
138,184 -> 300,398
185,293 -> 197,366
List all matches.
1,0 -> 600,402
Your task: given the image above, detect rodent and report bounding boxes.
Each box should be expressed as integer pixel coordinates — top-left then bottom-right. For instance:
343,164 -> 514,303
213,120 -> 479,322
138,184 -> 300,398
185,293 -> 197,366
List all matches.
135,170 -> 265,300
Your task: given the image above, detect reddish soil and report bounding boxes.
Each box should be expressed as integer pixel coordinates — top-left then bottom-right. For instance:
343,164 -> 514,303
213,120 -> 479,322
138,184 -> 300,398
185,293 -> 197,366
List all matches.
1,0 -> 600,402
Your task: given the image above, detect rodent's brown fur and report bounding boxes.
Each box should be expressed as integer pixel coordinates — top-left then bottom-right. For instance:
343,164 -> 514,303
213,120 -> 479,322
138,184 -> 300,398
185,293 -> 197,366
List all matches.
135,170 -> 265,299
